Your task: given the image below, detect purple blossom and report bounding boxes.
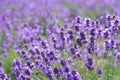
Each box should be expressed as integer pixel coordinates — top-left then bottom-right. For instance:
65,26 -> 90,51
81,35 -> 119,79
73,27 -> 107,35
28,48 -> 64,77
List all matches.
97,68 -> 103,76
115,52 -> 120,62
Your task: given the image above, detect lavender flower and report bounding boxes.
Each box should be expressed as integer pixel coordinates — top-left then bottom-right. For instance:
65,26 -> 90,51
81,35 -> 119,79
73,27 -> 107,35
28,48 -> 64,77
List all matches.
85,57 -> 94,71
97,68 -> 103,76
0,68 -> 10,80
115,52 -> 120,62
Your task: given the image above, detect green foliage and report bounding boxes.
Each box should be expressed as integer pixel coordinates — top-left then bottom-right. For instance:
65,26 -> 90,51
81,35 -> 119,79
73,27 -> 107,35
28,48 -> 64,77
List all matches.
0,48 -> 19,80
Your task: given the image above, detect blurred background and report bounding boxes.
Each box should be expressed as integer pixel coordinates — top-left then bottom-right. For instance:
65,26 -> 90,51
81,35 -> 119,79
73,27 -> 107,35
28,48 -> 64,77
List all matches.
0,0 -> 120,20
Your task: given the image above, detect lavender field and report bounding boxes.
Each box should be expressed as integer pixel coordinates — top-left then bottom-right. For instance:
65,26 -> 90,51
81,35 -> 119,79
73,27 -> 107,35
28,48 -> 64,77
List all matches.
1,0 -> 120,80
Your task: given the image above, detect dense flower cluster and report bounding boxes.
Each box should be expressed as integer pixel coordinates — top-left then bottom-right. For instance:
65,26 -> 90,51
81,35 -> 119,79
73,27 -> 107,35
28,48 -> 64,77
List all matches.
0,0 -> 120,80
1,12 -> 120,80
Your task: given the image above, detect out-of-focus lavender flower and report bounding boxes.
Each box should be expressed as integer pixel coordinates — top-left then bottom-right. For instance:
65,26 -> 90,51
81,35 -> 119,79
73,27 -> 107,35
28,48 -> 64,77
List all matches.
113,64 -> 117,69
60,60 -> 67,66
0,62 -> 2,67
100,78 -> 105,80
71,70 -> 82,80
97,68 -> 102,76
104,40 -> 116,51
85,57 -> 94,71
65,72 -> 73,80
0,68 -> 11,80
115,52 -> 120,62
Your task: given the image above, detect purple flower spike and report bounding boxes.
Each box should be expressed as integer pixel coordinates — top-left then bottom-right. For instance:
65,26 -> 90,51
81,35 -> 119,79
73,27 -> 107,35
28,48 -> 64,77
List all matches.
60,60 -> 67,66
97,68 -> 102,76
115,52 -> 120,62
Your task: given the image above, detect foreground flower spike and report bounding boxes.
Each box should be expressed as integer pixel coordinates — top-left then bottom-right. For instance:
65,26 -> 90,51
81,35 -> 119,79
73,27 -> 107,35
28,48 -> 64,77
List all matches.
85,57 -> 94,71
104,40 -> 116,51
71,70 -> 82,80
53,67 -> 63,79
0,68 -> 11,80
60,60 -> 67,67
12,58 -> 33,80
